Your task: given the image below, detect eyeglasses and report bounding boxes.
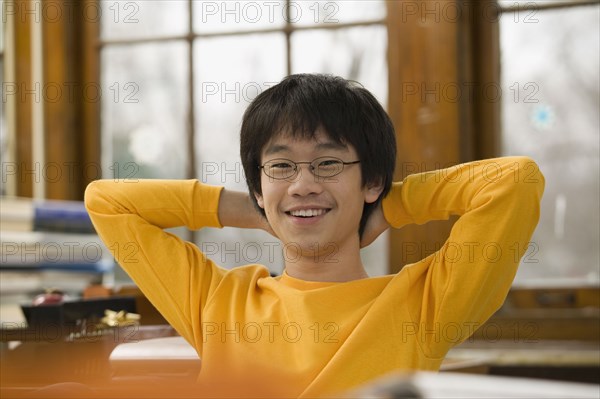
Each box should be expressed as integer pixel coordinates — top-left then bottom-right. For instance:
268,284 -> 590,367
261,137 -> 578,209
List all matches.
259,157 -> 360,180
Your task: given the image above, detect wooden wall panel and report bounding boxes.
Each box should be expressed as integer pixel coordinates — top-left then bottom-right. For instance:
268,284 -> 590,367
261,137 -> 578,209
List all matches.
43,0 -> 77,200
42,0 -> 100,200
78,0 -> 101,195
386,1 -> 501,273
387,0 -> 463,272
10,0 -> 100,200
469,0 -> 501,159
14,0 -> 34,198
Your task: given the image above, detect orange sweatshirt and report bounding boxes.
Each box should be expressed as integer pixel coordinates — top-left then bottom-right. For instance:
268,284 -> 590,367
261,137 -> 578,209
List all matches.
84,157 -> 544,398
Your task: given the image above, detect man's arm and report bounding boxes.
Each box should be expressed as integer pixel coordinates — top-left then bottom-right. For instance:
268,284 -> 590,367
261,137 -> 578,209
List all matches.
378,157 -> 545,356
84,180 -> 268,347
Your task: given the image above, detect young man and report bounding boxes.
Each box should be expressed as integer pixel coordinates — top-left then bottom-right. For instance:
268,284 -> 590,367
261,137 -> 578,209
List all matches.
85,74 -> 544,398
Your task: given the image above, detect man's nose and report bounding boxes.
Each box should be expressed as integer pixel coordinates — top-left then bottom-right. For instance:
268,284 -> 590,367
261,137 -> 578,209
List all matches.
287,164 -> 324,196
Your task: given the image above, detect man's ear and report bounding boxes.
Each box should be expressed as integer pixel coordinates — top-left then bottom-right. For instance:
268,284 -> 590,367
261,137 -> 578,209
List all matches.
364,181 -> 384,204
254,192 -> 264,209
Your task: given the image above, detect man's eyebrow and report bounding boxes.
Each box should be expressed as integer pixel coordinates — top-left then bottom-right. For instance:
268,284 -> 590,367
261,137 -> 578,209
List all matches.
315,141 -> 348,151
264,144 -> 291,156
264,141 -> 348,156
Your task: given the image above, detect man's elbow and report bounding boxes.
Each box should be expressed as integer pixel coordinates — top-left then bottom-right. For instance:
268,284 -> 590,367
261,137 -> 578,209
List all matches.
84,180 -> 111,214
510,156 -> 546,201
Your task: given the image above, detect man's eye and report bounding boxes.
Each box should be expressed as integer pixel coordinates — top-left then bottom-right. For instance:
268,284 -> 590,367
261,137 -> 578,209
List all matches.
318,159 -> 341,167
271,163 -> 293,169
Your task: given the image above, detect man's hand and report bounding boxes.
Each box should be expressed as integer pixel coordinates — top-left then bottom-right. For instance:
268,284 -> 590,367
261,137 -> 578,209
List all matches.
256,210 -> 277,238
360,202 -> 390,248
218,189 -> 277,238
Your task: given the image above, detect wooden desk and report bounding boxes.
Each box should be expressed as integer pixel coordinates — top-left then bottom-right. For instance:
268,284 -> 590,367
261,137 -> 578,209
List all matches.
3,333 -> 599,398
0,325 -> 178,388
448,339 -> 600,384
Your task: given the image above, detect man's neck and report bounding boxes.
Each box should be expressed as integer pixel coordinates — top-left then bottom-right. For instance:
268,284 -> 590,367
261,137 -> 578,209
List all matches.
282,239 -> 369,282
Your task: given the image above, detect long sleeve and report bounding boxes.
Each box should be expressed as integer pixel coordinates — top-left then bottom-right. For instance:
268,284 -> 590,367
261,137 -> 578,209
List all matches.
84,179 -> 225,349
382,157 -> 545,357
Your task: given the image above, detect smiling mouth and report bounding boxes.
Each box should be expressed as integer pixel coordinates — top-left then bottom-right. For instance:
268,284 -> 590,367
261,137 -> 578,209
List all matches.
286,209 -> 331,218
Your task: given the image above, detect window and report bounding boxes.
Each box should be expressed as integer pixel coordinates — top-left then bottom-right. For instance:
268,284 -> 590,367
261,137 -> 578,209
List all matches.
498,1 -> 600,285
99,1 -> 389,278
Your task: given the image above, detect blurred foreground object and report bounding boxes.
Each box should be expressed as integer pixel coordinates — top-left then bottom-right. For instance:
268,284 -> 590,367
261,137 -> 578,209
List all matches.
336,371 -> 599,398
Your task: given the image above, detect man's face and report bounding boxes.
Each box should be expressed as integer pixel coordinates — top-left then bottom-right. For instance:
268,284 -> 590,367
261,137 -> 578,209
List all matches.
255,128 -> 381,258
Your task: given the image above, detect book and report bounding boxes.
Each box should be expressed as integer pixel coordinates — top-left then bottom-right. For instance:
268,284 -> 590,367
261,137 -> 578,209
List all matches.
1,197 -> 95,234
33,200 -> 95,234
1,231 -> 112,270
0,269 -> 106,296
0,197 -> 34,231
1,197 -> 114,300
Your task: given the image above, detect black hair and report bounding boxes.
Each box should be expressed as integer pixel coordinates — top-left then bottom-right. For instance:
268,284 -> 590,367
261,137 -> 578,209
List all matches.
240,73 -> 396,237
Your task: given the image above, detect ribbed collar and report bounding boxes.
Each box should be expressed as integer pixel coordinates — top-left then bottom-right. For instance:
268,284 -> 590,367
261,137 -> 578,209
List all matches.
277,270 -> 344,291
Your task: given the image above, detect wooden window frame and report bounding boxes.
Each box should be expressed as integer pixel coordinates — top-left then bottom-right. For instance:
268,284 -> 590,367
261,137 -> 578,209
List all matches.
7,0 -> 597,287
97,1 -> 387,184
7,0 -> 100,200
8,1 -> 387,199
386,0 -> 598,273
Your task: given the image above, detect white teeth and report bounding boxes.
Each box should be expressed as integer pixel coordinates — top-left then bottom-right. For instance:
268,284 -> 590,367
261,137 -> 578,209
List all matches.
289,209 -> 326,217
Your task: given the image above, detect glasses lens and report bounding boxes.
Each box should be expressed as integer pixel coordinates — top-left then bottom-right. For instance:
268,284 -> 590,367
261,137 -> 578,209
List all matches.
265,160 -> 295,179
313,158 -> 343,177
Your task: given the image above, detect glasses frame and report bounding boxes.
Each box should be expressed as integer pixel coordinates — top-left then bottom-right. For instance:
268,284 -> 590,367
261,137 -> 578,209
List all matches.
259,156 -> 361,180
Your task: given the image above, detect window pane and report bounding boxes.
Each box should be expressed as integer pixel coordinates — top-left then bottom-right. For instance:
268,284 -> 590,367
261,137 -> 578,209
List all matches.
498,1 -> 558,7
101,0 -> 188,40
292,0 -> 386,27
101,42 -> 188,180
193,0 -> 385,33
500,7 -> 600,285
291,26 -> 388,116
193,0 -> 285,33
194,33 -> 286,272
292,25 -> 389,276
